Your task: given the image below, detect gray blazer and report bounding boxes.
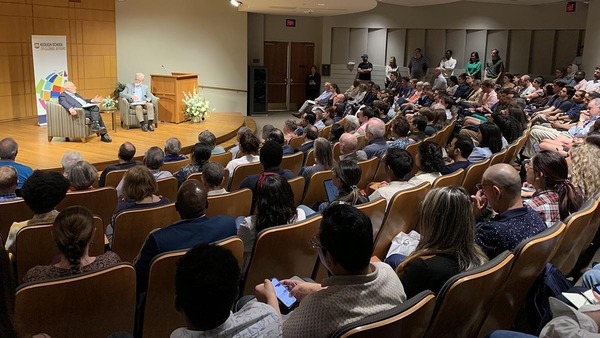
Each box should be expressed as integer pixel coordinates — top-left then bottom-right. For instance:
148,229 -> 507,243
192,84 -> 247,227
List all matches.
120,83 -> 153,102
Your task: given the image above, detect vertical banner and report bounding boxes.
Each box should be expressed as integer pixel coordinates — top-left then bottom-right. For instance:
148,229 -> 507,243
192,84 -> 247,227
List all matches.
32,35 -> 68,125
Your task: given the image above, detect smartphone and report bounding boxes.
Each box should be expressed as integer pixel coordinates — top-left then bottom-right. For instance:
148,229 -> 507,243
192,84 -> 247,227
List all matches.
521,186 -> 536,193
593,283 -> 600,295
271,277 -> 297,310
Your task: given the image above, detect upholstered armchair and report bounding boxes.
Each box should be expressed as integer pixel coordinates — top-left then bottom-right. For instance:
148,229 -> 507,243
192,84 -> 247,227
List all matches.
118,94 -> 160,129
46,101 -> 94,143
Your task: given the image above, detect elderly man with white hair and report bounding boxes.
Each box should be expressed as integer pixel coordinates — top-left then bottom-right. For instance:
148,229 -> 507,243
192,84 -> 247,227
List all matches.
339,133 -> 367,162
431,67 -> 447,92
363,118 -> 389,159
120,72 -> 156,132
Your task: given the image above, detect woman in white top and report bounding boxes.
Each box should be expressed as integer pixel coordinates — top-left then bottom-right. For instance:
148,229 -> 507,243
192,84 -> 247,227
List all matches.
226,131 -> 261,174
385,56 -> 399,88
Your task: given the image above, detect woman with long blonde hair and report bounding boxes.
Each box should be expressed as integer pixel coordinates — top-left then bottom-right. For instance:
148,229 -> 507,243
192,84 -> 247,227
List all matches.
569,142 -> 600,200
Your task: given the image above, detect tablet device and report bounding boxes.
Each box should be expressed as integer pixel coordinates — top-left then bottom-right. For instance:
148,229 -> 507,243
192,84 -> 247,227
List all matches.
323,179 -> 339,203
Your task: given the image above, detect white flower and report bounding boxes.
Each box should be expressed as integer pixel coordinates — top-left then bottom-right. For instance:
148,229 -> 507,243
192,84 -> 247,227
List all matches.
182,88 -> 213,119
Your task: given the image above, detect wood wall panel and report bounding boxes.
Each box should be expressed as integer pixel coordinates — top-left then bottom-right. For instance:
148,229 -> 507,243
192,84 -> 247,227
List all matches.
0,0 -> 116,122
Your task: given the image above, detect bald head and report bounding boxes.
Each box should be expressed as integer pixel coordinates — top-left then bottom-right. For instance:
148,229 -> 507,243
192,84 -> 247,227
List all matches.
176,179 -> 208,219
339,133 -> 358,155
0,137 -> 18,160
0,166 -> 17,193
483,164 -> 522,198
63,81 -> 76,93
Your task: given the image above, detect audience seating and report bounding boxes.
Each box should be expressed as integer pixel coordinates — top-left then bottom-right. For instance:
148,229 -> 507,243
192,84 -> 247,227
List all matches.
0,199 -> 34,241
384,120 -> 392,140
156,177 -> 178,202
288,176 -> 306,207
140,236 -> 243,338
371,154 -> 388,183
425,251 -> 515,338
551,198 -> 598,276
304,148 -> 316,167
104,169 -> 128,188
56,187 -> 118,229
289,135 -> 304,149
321,124 -> 332,140
301,170 -> 333,209
578,194 -> 600,254
228,161 -> 263,191
489,148 -> 508,167
504,129 -> 530,165
14,216 -> 105,282
46,101 -> 94,143
356,135 -> 368,150
331,290 -> 436,338
357,157 -> 379,190
372,182 -> 431,260
187,169 -> 229,190
111,203 -> 180,262
205,188 -> 252,218
15,263 -> 136,338
433,120 -> 456,149
432,168 -> 465,189
210,151 -> 233,167
242,215 -> 322,295
332,142 -> 341,160
405,142 -> 420,178
355,198 -> 387,239
479,222 -> 566,336
161,158 -> 190,174
462,158 -> 492,195
281,151 -> 304,175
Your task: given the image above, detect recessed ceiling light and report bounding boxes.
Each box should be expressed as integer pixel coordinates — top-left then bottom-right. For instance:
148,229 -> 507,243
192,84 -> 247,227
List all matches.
317,3 -> 325,5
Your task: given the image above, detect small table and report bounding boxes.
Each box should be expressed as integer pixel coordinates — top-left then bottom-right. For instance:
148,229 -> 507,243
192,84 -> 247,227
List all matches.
100,108 -> 118,132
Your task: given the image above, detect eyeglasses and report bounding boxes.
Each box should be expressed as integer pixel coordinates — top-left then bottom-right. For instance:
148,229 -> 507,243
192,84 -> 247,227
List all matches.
310,236 -> 324,250
523,159 -> 533,171
476,183 -> 495,191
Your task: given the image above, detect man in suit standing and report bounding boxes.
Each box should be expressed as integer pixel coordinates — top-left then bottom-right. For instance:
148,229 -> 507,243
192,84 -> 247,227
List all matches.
120,73 -> 156,132
58,81 -> 112,142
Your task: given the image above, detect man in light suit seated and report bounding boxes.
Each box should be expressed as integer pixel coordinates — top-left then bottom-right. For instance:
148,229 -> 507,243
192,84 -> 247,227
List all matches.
120,73 -> 156,132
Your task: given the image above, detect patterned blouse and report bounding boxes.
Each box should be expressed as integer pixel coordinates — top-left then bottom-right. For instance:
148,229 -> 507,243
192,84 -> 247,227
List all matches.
524,189 -> 561,228
23,251 -> 122,283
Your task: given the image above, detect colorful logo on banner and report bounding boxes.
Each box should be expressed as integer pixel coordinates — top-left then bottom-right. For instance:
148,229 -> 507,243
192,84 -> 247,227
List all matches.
35,70 -> 68,112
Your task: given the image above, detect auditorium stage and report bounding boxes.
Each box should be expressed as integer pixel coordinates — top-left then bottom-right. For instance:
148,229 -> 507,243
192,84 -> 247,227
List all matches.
0,112 -> 253,171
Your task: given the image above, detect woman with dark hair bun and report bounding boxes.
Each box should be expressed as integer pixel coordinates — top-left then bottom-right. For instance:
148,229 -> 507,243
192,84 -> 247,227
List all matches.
409,141 -> 443,186
523,151 -> 584,227
318,160 -> 368,211
468,122 -> 503,162
23,206 -> 121,283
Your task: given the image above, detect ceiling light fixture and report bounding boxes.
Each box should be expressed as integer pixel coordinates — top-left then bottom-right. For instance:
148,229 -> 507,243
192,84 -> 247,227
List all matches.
230,0 -> 241,7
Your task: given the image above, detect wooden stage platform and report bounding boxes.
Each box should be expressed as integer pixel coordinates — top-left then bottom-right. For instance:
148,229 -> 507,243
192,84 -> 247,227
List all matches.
1,112 -> 253,171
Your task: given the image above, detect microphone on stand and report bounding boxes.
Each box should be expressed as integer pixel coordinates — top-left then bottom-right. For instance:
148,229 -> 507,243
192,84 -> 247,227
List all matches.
162,65 -> 169,74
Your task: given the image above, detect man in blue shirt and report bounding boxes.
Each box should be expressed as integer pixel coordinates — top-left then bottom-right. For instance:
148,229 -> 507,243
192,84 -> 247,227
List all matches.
0,138 -> 33,190
293,82 -> 333,118
0,166 -> 21,201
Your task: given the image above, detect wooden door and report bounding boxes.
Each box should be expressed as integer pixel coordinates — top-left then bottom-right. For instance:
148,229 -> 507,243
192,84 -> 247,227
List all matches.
290,42 -> 315,109
264,41 -> 288,110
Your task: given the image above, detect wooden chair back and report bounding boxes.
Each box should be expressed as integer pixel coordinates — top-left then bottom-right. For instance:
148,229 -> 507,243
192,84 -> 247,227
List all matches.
333,142 -> 341,160
332,291 -> 436,338
432,168 -> 465,189
372,182 -> 431,260
15,216 -> 105,282
435,119 -> 456,149
187,170 -> 230,190
356,198 -> 387,239
462,158 -> 491,195
301,170 -> 333,209
210,151 -> 233,167
161,158 -> 190,174
0,199 -> 34,241
371,154 -> 388,183
357,157 -> 379,190
15,263 -> 136,338
356,134 -> 368,150
206,188 -> 252,218
141,236 -> 243,338
104,169 -> 128,188
289,135 -> 304,149
228,161 -> 263,191
405,141 -> 420,178
579,195 -> 600,253
156,177 -> 178,202
57,187 -> 118,229
288,176 -> 306,207
242,215 -> 322,295
479,223 -> 566,335
489,149 -> 507,167
281,152 -> 304,175
111,203 -> 180,262
304,148 -> 316,167
425,251 -> 515,338
321,124 -> 332,140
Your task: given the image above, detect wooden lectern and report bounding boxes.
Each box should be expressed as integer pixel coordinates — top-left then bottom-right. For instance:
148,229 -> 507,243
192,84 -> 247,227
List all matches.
150,73 -> 198,123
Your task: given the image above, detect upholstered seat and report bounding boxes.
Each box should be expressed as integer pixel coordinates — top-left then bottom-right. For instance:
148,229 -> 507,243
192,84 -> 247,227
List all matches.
46,101 -> 94,142
118,95 -> 159,129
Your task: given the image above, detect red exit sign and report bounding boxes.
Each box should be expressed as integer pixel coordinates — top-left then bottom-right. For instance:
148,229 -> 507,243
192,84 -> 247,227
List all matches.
286,19 -> 296,27
566,1 -> 576,12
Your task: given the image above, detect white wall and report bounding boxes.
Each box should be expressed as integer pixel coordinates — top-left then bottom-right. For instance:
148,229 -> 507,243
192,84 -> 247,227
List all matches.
115,0 -> 247,114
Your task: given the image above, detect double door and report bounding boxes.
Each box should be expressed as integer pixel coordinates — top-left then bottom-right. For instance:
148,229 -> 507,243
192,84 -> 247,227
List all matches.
264,41 -> 315,111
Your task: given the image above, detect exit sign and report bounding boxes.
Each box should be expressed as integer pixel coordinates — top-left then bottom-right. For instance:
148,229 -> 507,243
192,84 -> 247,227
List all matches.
286,19 -> 296,27
566,1 -> 576,12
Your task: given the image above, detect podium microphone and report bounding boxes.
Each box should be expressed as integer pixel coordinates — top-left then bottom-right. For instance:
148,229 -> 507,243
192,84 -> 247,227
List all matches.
162,65 -> 168,74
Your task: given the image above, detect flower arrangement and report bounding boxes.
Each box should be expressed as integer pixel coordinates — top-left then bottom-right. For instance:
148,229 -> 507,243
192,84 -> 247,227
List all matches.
102,96 -> 116,110
182,88 -> 212,122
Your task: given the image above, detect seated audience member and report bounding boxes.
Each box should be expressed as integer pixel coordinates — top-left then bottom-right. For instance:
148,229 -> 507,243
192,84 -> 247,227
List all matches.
240,140 -> 295,192
201,162 -> 227,196
267,128 -> 294,155
339,132 -> 367,162
313,109 -> 326,131
355,106 -> 376,136
255,204 -> 406,338
388,116 -> 414,150
473,164 -> 546,258
283,120 -> 298,144
172,244 -> 282,338
318,160 -> 368,211
363,118 -> 389,159
300,137 -> 335,184
296,112 -> 316,136
226,132 -> 261,174
293,82 -> 333,118
393,187 -> 488,298
135,179 -> 236,292
408,115 -> 428,142
106,166 -> 171,244
98,142 -> 139,187
446,76 -> 459,96
198,130 -> 225,155
238,175 -> 306,272
468,122 -> 504,163
372,100 -> 390,123
23,206 -> 121,283
297,125 -> 318,156
0,166 -> 21,202
344,79 -> 361,99
344,115 -> 360,135
117,146 -> 172,198
568,142 -> 600,200
419,108 -> 438,136
229,127 -> 251,158
60,151 -> 83,177
0,137 -> 33,190
369,148 -> 415,203
163,137 -> 187,162
322,106 -> 335,126
441,135 -> 473,175
260,124 -> 275,143
0,245 -> 18,338
174,142 -> 212,186
409,141 -> 443,186
329,123 -> 344,144
5,171 -> 70,253
522,151 -> 583,227
68,161 -> 98,191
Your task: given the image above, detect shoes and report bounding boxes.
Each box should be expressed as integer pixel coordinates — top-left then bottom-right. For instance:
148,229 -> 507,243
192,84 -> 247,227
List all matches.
91,122 -> 106,133
291,111 -> 302,118
147,121 -> 154,132
100,134 -> 112,143
141,123 -> 148,132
